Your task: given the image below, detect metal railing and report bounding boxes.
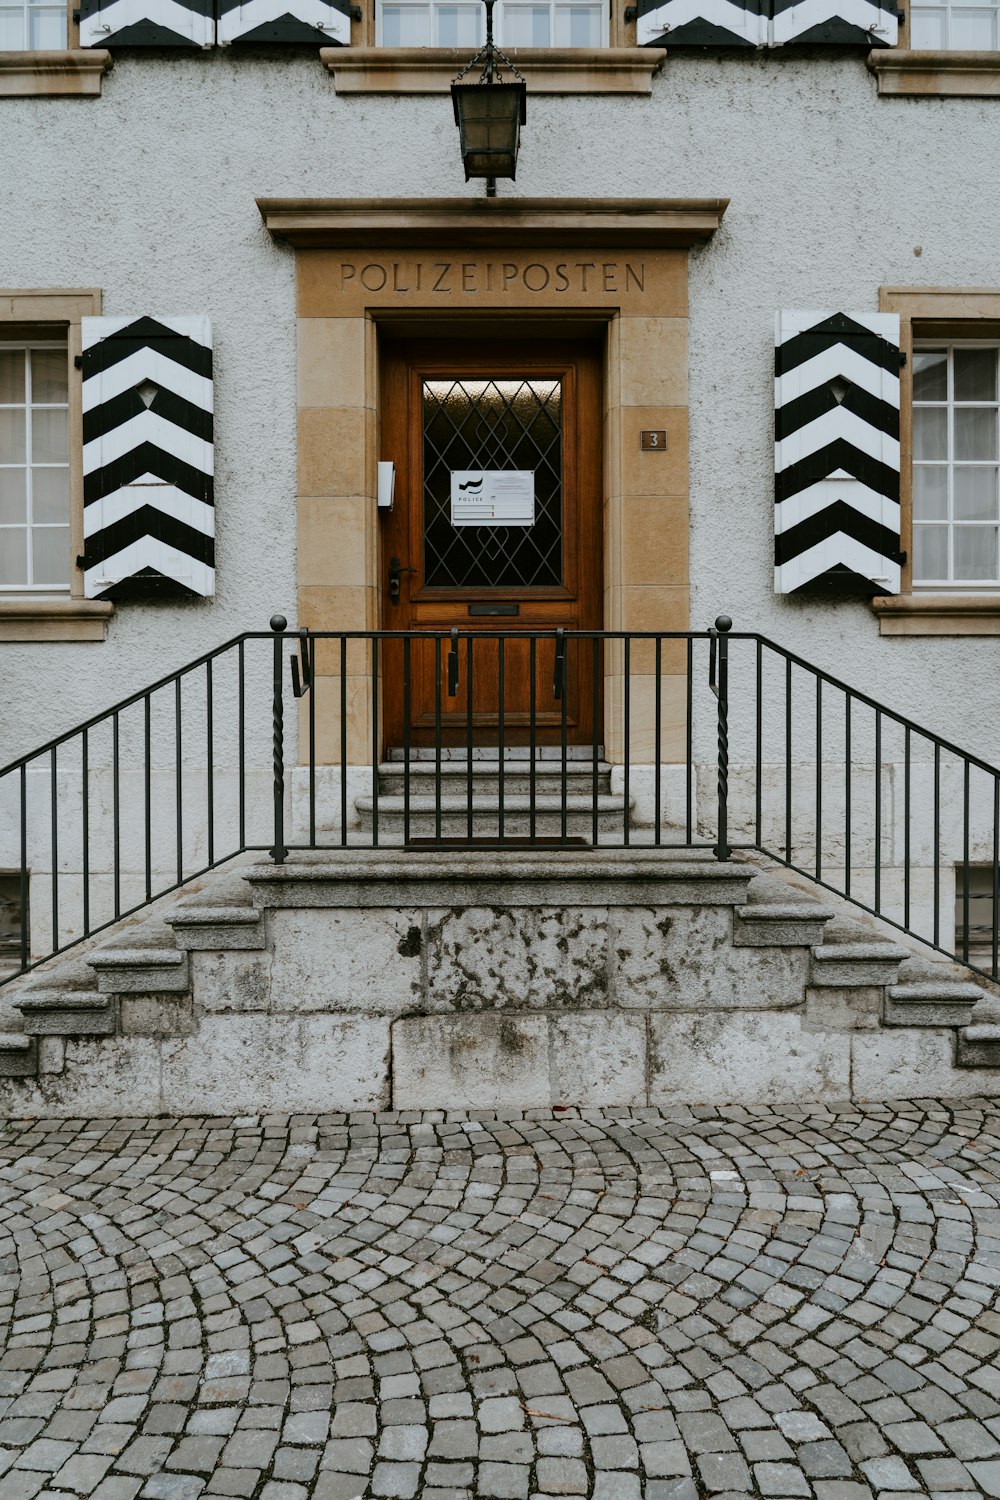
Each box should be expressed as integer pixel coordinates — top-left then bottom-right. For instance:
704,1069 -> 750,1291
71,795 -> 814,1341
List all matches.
2,613 -> 999,984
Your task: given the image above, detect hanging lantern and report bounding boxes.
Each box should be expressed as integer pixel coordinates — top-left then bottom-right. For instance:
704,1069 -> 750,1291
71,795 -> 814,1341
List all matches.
451,0 -> 526,195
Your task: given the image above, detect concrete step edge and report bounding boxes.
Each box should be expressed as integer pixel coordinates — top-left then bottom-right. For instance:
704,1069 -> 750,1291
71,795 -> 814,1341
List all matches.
88,948 -> 185,969
736,904 -> 834,922
17,992 -> 109,1012
813,943 -> 910,962
0,1032 -> 33,1051
166,908 -> 262,928
888,982 -> 984,1002
355,795 -> 629,812
961,1023 -> 1000,1042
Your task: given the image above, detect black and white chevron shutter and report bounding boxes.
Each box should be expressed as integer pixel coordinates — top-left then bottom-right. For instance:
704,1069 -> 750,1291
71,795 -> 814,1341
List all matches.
79,0 -> 213,44
81,317 -> 215,601
636,0 -> 765,45
769,0 -> 896,44
636,0 -> 895,43
217,0 -> 350,42
775,311 -> 901,597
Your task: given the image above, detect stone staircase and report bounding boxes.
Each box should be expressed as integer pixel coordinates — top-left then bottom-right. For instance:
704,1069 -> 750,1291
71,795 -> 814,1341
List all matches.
1,848 -> 999,1115
354,753 -> 628,840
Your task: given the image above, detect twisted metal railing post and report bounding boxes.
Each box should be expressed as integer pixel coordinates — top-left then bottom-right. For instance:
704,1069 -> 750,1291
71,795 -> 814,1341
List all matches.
710,614 -> 732,861
270,615 -> 288,864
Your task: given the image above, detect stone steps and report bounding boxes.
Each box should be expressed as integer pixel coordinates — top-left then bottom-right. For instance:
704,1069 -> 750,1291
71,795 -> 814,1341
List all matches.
0,848 -> 998,1109
375,760 -> 615,798
354,792 -> 630,839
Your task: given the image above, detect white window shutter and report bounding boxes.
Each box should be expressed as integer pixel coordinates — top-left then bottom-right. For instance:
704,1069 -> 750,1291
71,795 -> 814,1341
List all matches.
769,0 -> 897,43
636,0 -> 766,44
217,0 -> 350,42
774,311 -> 901,597
81,317 -> 215,601
79,0 -> 213,45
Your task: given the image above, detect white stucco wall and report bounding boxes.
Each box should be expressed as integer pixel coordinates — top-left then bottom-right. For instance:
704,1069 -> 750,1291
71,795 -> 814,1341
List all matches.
2,50 -> 1000,767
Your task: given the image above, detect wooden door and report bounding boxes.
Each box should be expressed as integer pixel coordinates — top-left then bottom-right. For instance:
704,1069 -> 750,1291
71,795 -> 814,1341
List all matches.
380,340 -> 603,748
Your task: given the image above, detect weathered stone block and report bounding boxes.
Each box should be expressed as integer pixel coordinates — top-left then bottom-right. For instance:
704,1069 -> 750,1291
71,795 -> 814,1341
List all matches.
613,907 -> 808,1009
733,903 -> 832,948
160,1014 -> 389,1113
804,985 -> 882,1032
90,948 -> 189,994
0,1036 -> 161,1116
392,1014 -> 549,1110
425,907 -> 608,1010
192,951 -> 271,1013
18,993 -> 116,1036
648,1012 -> 850,1105
852,1028 -> 1000,1098
883,982 -> 981,1028
119,996 -> 195,1037
956,1023 -> 1000,1069
549,1014 -> 646,1106
37,1036 -> 65,1074
268,909 -> 423,1013
0,1033 -> 37,1077
810,943 -> 907,988
168,906 -> 265,951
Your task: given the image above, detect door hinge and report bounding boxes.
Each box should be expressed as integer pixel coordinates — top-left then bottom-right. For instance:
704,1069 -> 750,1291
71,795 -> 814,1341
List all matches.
74,353 -> 84,369
624,5 -> 638,18
898,350 -> 907,367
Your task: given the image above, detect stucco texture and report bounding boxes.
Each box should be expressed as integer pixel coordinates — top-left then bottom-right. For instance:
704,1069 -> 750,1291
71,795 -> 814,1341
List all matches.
1,51 -> 999,763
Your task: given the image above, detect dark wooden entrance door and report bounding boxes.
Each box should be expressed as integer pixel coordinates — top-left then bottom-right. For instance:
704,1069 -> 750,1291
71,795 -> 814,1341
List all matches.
380,340 -> 603,747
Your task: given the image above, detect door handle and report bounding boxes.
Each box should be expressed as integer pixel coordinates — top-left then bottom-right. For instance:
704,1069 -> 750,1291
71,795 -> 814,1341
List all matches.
388,555 -> 416,604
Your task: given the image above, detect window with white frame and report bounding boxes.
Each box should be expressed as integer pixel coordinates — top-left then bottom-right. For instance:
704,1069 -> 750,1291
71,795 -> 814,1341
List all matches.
912,342 -> 1000,589
908,0 -> 999,49
0,0 -> 66,48
378,0 -> 607,47
0,342 -> 70,592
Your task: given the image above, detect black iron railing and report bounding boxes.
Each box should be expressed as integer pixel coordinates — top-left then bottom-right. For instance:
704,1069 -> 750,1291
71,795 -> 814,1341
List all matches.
2,614 -> 999,985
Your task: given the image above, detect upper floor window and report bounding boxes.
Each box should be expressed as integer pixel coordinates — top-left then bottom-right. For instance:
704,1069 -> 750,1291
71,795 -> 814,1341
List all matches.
0,341 -> 70,592
0,0 -> 66,48
908,0 -> 999,48
378,0 -> 607,47
913,342 -> 1000,589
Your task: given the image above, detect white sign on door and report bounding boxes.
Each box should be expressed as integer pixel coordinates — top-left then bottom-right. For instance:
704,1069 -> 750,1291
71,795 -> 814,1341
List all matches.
450,470 -> 535,527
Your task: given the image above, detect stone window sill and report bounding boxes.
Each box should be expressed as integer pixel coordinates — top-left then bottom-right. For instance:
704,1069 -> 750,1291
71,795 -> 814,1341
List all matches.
0,49 -> 112,97
322,46 -> 666,94
0,597 -> 113,641
872,593 -> 1000,634
868,48 -> 1000,96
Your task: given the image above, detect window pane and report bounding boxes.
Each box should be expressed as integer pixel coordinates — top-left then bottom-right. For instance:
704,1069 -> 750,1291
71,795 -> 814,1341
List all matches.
955,525 -> 999,581
28,5 -> 65,44
913,465 -> 948,520
31,467 -> 69,524
503,5 -> 551,44
0,469 -> 26,526
31,409 -> 67,463
554,3 -> 603,43
913,349 -> 947,403
0,409 -> 26,465
909,7 -> 947,43
914,525 -> 949,581
914,406 -> 947,461
0,528 -> 28,586
437,3 -> 481,41
954,347 -> 997,403
0,9 -> 26,47
31,526 -> 69,587
951,7 -> 995,43
381,4 -> 431,43
30,349 -> 68,405
954,467 -> 998,521
0,349 -> 24,405
955,406 -> 997,461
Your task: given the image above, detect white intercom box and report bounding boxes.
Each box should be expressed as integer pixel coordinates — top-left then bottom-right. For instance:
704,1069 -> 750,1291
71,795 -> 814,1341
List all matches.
377,461 -> 395,510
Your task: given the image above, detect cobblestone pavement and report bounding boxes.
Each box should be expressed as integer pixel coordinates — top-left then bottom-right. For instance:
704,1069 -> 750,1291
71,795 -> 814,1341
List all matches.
3,1104 -> 1000,1500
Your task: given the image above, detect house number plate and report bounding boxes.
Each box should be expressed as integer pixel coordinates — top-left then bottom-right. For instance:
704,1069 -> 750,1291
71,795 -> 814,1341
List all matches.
640,430 -> 667,451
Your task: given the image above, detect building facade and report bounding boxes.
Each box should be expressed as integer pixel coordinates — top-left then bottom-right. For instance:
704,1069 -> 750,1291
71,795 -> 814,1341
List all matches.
2,7 -> 1000,976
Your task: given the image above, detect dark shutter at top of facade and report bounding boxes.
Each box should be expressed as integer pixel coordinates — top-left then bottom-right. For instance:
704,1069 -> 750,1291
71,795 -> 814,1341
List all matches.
81,316 -> 215,602
79,0 -> 214,45
769,0 -> 897,45
216,0 -> 351,44
774,310 -> 901,598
